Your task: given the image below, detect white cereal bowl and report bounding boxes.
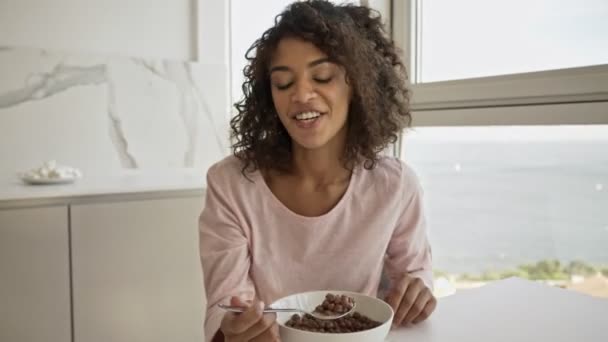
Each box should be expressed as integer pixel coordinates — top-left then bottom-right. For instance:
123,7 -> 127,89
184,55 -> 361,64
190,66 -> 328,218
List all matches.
271,291 -> 393,342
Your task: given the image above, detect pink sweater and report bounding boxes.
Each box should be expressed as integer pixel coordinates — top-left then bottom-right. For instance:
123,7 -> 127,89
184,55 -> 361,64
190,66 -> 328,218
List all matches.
199,155 -> 432,341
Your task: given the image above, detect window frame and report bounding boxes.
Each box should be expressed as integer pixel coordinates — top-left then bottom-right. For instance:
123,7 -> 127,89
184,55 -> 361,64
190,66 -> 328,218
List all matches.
387,0 -> 608,127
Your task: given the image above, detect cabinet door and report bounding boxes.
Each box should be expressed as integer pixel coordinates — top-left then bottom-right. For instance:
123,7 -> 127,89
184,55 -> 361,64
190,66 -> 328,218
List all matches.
0,206 -> 71,342
71,196 -> 205,342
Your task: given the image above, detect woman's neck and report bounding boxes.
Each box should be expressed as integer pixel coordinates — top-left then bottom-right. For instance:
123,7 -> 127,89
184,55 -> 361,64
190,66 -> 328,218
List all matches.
290,128 -> 351,186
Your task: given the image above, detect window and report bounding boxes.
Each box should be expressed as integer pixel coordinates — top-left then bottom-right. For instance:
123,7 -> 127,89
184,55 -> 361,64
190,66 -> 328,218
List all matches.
418,0 -> 608,82
392,0 -> 608,115
388,0 -> 608,298
402,125 -> 608,298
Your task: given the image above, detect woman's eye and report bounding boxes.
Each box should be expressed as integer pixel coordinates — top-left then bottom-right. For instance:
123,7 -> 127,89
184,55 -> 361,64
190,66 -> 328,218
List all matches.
275,82 -> 292,90
314,77 -> 333,84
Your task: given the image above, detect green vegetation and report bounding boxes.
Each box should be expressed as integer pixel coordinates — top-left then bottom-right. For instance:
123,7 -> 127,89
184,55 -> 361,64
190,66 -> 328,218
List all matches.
563,260 -> 597,277
434,259 -> 603,282
519,259 -> 568,280
433,269 -> 448,279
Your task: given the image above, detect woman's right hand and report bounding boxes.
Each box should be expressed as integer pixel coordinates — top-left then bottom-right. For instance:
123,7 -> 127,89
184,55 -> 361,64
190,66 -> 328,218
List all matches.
220,296 -> 281,342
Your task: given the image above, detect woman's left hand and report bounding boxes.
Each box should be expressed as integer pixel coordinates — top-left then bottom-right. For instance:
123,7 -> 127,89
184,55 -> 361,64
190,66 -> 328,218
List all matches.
384,274 -> 437,327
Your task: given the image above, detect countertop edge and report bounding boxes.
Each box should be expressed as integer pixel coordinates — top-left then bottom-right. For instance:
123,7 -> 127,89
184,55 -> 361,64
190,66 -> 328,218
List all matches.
0,188 -> 206,210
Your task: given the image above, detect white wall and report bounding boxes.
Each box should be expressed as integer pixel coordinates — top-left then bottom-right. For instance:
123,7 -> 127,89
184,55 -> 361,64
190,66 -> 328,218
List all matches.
0,0 -> 234,181
0,0 -> 196,61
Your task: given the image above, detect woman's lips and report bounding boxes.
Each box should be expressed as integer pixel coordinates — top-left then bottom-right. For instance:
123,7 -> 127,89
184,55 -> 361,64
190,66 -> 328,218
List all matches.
293,114 -> 323,129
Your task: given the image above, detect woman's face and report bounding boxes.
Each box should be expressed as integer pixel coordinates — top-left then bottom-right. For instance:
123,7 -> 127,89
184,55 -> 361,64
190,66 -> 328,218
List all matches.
269,37 -> 352,151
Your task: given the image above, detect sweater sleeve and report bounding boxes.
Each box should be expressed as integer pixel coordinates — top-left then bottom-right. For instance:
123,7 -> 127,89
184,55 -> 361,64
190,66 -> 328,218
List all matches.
199,165 -> 256,341
384,162 -> 434,290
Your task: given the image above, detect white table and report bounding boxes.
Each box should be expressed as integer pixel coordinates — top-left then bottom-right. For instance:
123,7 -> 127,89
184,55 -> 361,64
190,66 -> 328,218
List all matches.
387,277 -> 608,342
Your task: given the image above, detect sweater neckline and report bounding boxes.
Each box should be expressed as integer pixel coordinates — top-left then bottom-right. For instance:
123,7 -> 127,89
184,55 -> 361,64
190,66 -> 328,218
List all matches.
253,166 -> 358,222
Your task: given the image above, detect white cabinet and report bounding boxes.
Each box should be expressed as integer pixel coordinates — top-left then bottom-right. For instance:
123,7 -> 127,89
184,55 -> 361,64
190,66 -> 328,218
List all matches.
0,206 -> 71,342
70,196 -> 206,342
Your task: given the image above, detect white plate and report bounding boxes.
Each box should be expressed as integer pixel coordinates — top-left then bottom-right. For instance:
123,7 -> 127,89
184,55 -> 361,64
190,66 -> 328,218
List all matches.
20,175 -> 78,185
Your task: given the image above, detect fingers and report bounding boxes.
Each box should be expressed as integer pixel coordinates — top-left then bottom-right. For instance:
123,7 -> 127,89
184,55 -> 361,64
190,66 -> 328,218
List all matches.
240,312 -> 279,341
401,287 -> 432,325
392,277 -> 424,325
221,297 -> 280,341
231,296 -> 251,307
412,296 -> 437,324
222,298 -> 265,335
387,276 -> 437,326
384,276 -> 409,314
249,321 -> 281,342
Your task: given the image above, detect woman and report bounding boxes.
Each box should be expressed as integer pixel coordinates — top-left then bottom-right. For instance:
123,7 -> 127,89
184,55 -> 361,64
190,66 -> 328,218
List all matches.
199,1 -> 435,341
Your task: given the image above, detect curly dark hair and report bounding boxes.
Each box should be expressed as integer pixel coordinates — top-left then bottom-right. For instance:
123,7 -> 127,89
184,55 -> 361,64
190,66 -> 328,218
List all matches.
231,0 -> 411,174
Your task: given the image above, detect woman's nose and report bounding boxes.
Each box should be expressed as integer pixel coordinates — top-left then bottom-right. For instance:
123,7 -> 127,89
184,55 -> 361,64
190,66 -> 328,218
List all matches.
291,79 -> 316,103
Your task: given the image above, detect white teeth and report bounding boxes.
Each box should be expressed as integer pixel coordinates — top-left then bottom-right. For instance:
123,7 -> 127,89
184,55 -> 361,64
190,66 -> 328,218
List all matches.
295,111 -> 321,120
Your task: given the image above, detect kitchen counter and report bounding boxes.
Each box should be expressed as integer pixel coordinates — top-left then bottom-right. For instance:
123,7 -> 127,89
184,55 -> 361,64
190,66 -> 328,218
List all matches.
386,277 -> 608,342
0,170 -> 205,209
0,172 -> 206,342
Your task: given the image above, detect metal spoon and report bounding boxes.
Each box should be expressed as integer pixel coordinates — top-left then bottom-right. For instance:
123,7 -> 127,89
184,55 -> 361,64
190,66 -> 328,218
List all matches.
218,303 -> 356,320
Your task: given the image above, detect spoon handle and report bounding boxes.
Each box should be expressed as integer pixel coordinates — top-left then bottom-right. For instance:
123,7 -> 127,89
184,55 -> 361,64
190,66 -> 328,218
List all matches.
218,304 -> 299,314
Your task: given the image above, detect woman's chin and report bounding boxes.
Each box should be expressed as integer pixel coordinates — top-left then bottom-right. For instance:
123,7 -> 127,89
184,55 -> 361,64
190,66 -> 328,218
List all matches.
292,137 -> 328,151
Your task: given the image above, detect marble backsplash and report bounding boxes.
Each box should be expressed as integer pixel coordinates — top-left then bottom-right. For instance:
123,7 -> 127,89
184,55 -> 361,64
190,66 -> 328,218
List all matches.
0,46 -> 229,181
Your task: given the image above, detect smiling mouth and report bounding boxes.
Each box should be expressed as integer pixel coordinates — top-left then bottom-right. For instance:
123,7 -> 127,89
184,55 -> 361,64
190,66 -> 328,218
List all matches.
294,111 -> 323,121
